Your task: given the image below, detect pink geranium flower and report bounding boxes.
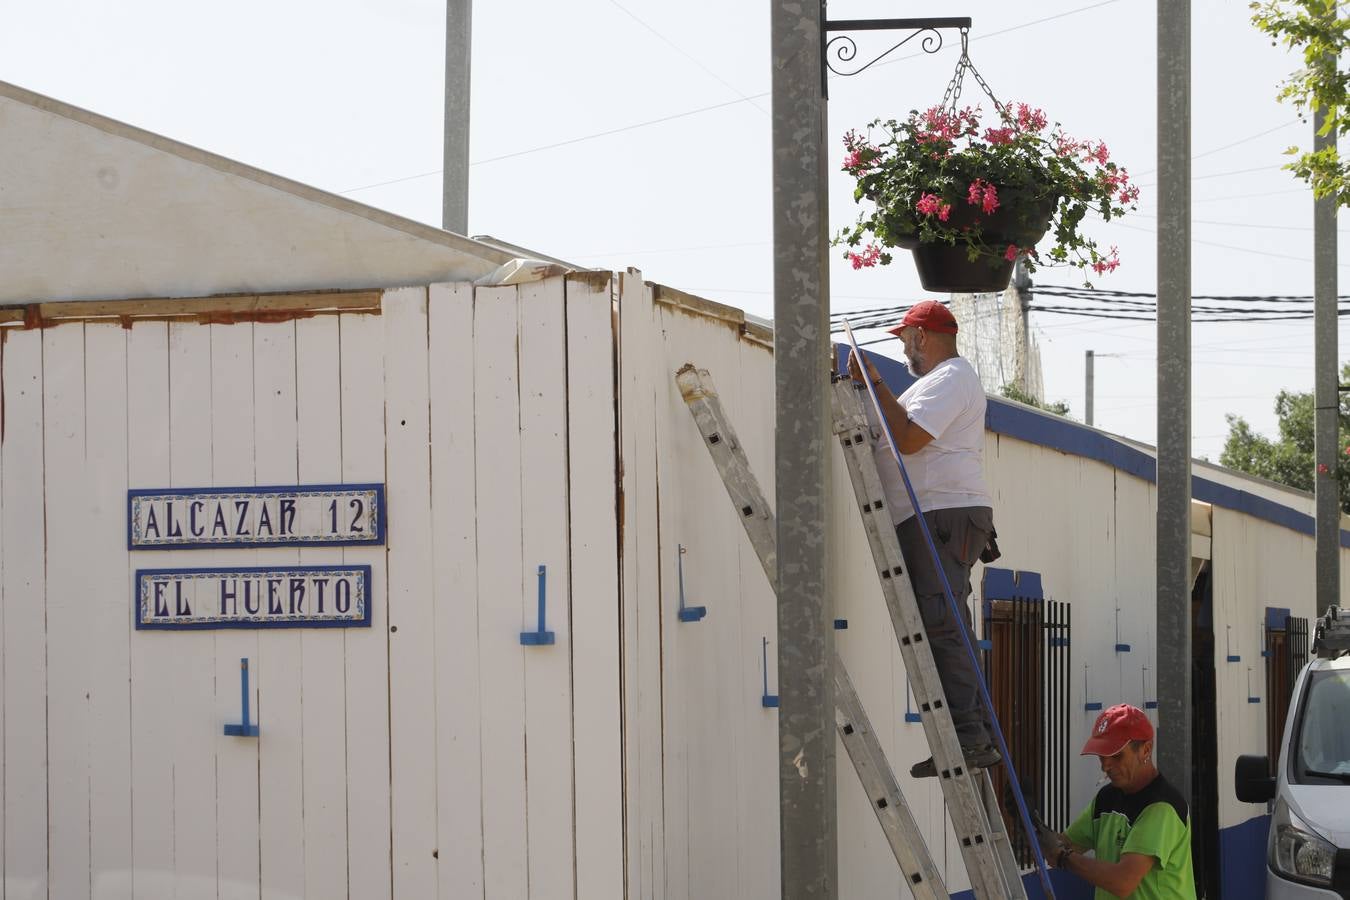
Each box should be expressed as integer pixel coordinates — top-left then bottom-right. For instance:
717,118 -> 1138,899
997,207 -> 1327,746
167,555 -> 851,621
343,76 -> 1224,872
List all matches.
1090,246 -> 1121,275
845,243 -> 882,269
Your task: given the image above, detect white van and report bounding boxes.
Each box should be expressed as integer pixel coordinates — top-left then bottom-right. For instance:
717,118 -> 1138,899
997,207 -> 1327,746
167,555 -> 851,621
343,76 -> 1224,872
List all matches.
1235,608 -> 1350,899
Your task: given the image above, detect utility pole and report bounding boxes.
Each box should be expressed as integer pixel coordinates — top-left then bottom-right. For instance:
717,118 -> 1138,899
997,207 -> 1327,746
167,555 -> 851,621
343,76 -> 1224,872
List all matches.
1013,259 -> 1033,394
1085,350 -> 1095,427
1155,0 -> 1193,803
1313,101 -> 1339,618
770,1 -> 835,895
443,0 -> 471,233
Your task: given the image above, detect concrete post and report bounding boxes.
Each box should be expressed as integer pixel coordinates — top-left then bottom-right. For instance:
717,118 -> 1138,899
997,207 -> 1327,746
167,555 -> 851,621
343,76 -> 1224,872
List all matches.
1014,259 -> 1032,393
1313,104 -> 1340,617
771,0 -> 836,894
443,0 -> 471,234
1086,350 -> 1095,427
1155,0 -> 1193,801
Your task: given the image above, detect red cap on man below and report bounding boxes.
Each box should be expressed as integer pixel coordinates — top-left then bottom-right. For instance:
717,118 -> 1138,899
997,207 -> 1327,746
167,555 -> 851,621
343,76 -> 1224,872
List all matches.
886,300 -> 959,337
1081,704 -> 1154,757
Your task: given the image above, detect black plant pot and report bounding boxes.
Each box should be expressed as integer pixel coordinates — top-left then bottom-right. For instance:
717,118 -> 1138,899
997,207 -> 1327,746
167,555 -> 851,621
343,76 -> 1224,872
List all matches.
908,193 -> 1055,294
911,243 -> 1016,293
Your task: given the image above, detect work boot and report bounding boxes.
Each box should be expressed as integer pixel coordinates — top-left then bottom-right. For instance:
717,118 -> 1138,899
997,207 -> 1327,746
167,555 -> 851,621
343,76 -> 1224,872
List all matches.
910,745 -> 1002,779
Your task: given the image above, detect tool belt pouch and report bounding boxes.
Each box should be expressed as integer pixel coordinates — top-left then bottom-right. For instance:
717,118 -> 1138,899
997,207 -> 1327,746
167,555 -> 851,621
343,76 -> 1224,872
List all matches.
979,527 -> 1002,564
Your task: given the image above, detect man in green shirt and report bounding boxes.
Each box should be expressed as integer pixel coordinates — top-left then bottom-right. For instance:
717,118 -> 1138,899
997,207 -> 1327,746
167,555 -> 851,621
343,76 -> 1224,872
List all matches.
1036,704 -> 1197,900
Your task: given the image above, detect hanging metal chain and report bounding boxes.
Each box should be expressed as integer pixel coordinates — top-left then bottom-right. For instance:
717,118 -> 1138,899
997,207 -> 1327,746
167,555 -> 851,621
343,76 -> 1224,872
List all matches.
940,29 -> 1006,118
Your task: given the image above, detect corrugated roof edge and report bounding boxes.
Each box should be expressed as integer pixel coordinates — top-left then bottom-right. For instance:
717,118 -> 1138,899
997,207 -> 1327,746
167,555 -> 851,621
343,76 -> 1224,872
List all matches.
0,80 -> 514,269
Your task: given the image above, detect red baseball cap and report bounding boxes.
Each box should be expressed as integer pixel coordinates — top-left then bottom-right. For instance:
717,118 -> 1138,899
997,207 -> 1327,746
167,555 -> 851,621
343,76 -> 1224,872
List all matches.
1081,704 -> 1154,757
886,300 -> 959,337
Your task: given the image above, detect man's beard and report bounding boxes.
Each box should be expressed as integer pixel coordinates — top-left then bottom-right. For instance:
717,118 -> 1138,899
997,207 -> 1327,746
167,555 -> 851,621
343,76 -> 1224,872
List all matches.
905,353 -> 925,377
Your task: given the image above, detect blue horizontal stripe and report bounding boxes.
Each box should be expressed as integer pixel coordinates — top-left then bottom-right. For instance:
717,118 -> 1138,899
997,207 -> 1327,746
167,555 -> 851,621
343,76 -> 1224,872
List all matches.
840,346 -> 1350,548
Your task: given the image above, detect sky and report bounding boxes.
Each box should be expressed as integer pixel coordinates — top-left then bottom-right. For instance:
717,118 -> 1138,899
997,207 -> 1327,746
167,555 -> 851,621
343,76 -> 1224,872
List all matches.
3,0 -> 1346,462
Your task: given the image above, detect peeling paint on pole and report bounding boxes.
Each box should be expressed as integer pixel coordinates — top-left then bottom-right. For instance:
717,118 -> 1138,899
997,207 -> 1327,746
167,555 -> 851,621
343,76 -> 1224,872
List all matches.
1155,0 -> 1192,802
771,0 -> 836,895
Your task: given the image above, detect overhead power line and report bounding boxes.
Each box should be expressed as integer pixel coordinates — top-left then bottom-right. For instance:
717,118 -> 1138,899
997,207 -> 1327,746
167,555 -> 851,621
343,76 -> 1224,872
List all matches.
340,0 -> 1121,195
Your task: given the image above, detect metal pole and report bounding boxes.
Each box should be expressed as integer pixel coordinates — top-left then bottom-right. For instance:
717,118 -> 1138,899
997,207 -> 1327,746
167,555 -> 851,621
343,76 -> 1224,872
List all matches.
1314,103 -> 1340,618
443,0 -> 471,233
1156,0 -> 1193,801
1085,350 -> 1095,427
771,0 -> 835,895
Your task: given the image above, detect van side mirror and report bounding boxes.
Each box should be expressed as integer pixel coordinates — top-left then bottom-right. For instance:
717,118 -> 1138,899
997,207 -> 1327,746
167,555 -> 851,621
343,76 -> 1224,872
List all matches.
1235,754 -> 1276,803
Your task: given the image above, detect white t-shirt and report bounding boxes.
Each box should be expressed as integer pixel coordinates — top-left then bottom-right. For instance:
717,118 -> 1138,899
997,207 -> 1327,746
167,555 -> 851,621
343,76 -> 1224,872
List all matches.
865,356 -> 992,525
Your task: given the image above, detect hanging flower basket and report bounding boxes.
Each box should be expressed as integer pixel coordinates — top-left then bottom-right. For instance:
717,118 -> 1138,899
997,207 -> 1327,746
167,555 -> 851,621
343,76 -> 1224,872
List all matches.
908,189 -> 1058,292
834,48 -> 1139,291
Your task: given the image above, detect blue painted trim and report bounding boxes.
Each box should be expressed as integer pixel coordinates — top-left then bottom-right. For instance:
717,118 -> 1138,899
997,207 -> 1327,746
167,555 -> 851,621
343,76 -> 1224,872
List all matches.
1227,655 -> 1242,662
1051,636 -> 1070,647
1248,696 -> 1261,703
1115,643 -> 1132,653
841,346 -> 1350,548
950,808 -> 1273,900
977,638 -> 993,650
1085,701 -> 1104,711
833,618 -> 848,630
1145,700 -> 1158,709
904,712 -> 922,723
950,867 -> 1093,900
128,482 -> 386,550
1220,814 -> 1270,900
134,565 -> 373,631
1266,606 -> 1293,631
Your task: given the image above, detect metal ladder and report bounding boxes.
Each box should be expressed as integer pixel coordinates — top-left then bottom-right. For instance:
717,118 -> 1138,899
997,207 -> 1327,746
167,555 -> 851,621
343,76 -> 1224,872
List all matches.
676,364 -> 1027,899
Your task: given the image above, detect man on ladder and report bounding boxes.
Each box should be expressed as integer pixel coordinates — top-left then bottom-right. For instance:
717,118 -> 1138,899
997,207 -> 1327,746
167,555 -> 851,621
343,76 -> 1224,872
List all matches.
846,299 -> 1003,778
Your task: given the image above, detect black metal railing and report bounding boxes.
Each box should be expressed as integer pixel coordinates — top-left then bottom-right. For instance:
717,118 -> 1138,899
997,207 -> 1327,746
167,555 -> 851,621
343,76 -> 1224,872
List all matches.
983,597 -> 1071,865
1266,615 -> 1310,766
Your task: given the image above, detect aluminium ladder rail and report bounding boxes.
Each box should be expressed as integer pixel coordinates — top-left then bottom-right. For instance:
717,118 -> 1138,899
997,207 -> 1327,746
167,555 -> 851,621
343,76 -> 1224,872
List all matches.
675,364 -> 945,899
828,374 -> 1026,899
675,364 -> 1025,900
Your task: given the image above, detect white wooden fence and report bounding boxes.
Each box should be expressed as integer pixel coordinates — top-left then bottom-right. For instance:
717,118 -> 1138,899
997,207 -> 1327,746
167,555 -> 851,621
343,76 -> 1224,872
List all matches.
4,270 -> 1348,899
0,275 -> 622,900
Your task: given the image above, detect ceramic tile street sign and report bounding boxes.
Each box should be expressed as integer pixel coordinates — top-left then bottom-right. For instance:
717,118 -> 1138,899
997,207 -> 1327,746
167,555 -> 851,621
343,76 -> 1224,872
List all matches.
134,565 -> 373,630
128,484 -> 385,549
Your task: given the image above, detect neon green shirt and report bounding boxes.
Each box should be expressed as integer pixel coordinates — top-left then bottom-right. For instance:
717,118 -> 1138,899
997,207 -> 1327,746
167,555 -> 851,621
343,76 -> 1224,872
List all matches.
1064,773 -> 1197,900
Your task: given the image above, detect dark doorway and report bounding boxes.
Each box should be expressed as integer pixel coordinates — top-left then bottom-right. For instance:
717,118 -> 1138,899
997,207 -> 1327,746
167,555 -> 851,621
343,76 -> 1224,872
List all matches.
1191,562 -> 1221,899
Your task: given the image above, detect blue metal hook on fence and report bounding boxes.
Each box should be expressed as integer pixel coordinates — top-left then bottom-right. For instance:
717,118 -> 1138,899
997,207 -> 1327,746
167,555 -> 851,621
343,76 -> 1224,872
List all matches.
760,636 -> 779,708
904,677 -> 921,723
520,565 -> 556,646
223,658 -> 259,737
677,545 -> 707,623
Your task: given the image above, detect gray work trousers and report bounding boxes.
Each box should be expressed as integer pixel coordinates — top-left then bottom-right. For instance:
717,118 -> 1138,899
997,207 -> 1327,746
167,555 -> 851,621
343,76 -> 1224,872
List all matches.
895,506 -> 996,750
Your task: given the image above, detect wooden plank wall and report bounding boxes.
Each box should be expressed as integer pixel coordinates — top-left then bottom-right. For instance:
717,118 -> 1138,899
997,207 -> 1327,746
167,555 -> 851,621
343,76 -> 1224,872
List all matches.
8,271 -> 1350,899
0,275 -> 624,899
625,278 -> 1350,898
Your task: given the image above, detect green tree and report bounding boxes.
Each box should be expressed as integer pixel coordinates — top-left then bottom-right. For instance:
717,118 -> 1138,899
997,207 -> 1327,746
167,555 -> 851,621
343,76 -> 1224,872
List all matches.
998,382 -> 1072,417
1218,363 -> 1350,512
1250,0 -> 1350,203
